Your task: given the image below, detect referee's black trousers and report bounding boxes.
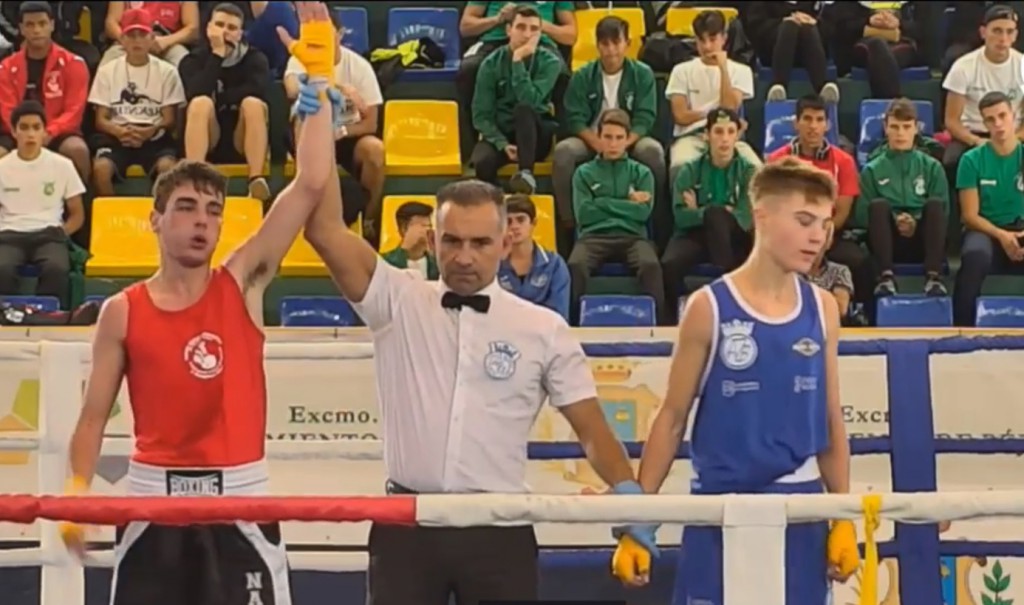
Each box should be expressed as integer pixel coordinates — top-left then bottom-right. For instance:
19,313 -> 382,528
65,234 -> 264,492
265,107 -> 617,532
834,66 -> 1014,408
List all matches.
367,523 -> 538,605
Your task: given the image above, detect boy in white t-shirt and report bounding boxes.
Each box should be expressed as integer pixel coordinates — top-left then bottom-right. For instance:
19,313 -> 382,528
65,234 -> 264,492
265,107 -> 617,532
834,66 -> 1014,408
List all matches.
942,5 -> 1024,174
664,10 -> 760,184
88,8 -> 185,196
0,100 -> 86,308
283,11 -> 384,244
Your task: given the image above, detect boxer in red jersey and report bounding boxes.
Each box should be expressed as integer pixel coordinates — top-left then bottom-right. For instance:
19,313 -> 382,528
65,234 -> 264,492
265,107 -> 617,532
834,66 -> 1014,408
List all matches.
59,4 -> 339,604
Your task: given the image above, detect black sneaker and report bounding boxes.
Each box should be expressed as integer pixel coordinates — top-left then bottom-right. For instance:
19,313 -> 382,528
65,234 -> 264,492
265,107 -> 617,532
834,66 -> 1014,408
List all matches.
924,277 -> 948,297
874,276 -> 897,297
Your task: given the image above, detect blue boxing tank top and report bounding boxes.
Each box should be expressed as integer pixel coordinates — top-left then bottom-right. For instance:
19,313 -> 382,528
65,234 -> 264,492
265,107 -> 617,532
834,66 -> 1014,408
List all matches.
689,275 -> 829,494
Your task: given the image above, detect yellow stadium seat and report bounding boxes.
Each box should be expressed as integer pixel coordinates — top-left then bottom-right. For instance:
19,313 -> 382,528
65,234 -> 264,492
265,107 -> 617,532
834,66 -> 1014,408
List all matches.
571,8 -> 646,71
528,195 -> 557,252
127,160 -> 270,179
665,6 -> 739,37
77,7 -> 92,44
87,197 -> 262,277
384,100 -> 462,176
379,195 -> 436,253
280,216 -> 362,277
496,148 -> 554,177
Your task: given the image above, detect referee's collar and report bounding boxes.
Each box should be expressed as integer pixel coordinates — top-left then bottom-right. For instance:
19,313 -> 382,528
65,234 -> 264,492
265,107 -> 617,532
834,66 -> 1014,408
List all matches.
436,278 -> 504,299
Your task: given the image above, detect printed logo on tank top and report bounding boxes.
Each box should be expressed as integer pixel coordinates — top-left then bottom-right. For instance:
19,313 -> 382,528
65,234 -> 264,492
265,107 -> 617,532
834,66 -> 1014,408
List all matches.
183,331 -> 224,379
246,572 -> 265,604
719,319 -> 758,370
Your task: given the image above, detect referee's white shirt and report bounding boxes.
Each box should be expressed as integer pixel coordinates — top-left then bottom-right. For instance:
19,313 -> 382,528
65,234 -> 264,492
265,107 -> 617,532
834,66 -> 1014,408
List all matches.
352,260 -> 597,493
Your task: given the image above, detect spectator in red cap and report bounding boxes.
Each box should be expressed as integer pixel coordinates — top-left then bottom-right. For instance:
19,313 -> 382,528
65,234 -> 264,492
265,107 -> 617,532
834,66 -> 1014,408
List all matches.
87,7 -> 185,195
0,1 -> 90,181
101,1 -> 199,68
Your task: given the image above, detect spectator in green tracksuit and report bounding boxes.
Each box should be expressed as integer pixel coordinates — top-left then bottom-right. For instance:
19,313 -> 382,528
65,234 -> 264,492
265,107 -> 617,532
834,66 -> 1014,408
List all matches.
381,201 -> 439,281
857,98 -> 949,298
660,108 -> 756,322
471,5 -> 561,194
567,108 -> 664,324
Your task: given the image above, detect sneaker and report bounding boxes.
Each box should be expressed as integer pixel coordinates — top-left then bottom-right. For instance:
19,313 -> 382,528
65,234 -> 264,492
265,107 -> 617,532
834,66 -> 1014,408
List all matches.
820,83 -> 840,105
509,170 -> 536,194
248,177 -> 271,202
874,276 -> 897,297
924,276 -> 948,297
767,84 -> 787,102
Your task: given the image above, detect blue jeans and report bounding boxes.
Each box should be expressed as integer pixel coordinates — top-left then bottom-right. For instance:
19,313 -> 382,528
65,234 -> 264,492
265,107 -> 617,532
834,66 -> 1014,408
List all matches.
953,230 -> 1024,326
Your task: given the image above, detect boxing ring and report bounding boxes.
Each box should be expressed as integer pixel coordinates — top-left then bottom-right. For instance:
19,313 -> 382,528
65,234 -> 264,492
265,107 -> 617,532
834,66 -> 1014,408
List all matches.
1,334 -> 1024,604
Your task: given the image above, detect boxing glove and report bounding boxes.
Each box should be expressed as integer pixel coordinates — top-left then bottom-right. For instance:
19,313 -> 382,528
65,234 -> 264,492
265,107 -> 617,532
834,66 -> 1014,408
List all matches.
281,18 -> 335,83
609,480 -> 661,557
611,534 -> 651,584
59,476 -> 89,555
827,519 -> 860,579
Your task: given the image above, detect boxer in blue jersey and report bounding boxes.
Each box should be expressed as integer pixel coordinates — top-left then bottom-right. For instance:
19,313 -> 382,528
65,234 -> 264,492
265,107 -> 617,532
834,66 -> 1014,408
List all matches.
610,157 -> 860,605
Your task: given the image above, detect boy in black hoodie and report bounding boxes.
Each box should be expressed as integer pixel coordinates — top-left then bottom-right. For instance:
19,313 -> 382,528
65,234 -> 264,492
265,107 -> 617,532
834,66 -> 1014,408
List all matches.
179,2 -> 270,201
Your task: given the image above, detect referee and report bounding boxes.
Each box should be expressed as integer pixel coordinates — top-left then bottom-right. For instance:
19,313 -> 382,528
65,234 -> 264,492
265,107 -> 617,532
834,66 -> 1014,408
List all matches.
304,175 -> 640,604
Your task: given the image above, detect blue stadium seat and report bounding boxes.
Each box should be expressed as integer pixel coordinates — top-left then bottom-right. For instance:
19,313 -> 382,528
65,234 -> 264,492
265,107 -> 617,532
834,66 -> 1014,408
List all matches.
579,295 -> 656,327
763,100 -> 840,156
857,99 -> 935,166
387,7 -> 460,82
334,6 -> 369,55
850,65 -> 931,83
975,297 -> 1024,328
84,295 -> 107,306
16,265 -> 38,278
280,297 -> 360,327
893,261 -> 949,277
876,295 -> 952,328
1,295 -> 59,311
758,64 -> 837,83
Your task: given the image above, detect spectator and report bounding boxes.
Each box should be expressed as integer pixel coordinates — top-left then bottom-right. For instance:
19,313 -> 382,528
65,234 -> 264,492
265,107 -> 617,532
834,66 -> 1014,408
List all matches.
832,1 -> 921,99
942,5 -> 1023,179
953,91 -> 1024,327
284,14 -> 384,243
457,1 -> 575,132
179,3 -> 271,202
661,108 -> 756,323
805,222 -> 854,319
567,109 -> 663,324
245,1 -> 298,77
471,5 -> 560,195
101,1 -> 199,68
381,201 -> 439,281
665,10 -> 759,187
767,95 -> 871,308
744,1 -> 840,103
88,8 -> 184,196
498,194 -> 570,321
860,98 -> 949,298
554,15 -> 664,251
0,2 -> 90,181
0,101 -> 85,308
0,3 -> 100,74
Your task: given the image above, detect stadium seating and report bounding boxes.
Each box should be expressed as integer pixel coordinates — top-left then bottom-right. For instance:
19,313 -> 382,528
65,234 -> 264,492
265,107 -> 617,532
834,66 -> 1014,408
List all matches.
763,99 -> 840,156
126,159 -> 270,179
379,195 -> 436,253
335,6 -> 369,55
665,6 -> 739,37
383,100 -> 463,176
530,195 -> 557,252
876,295 -> 953,328
975,297 -> 1024,328
857,99 -> 935,166
579,295 -> 656,327
87,197 -> 263,277
572,8 -> 646,71
0,296 -> 59,312
280,296 -> 360,327
757,64 -> 838,84
386,7 -> 460,81
850,66 -> 931,83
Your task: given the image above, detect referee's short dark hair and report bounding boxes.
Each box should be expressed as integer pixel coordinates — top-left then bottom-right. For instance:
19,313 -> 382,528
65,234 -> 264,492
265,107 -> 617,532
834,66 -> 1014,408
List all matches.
12,100 -> 46,129
435,179 -> 507,223
506,194 -> 536,222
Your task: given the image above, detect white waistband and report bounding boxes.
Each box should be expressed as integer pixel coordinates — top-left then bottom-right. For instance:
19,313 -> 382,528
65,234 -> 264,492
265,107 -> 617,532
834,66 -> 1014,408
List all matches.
774,457 -> 821,484
127,459 -> 270,496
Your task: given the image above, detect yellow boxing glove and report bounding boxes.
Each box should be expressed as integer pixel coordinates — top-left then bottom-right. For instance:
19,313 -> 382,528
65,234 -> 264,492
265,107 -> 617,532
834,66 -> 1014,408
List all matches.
827,519 -> 860,579
59,476 -> 88,556
281,3 -> 337,83
611,534 -> 651,584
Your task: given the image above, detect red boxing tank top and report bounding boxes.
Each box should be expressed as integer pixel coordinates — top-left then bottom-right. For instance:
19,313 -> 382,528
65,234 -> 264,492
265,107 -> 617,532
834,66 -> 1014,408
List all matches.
122,268 -> 267,467
128,1 -> 183,32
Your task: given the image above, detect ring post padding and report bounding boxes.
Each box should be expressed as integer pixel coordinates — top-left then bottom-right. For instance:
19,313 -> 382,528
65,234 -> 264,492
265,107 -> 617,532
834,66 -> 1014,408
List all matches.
38,341 -> 85,605
722,495 -> 786,605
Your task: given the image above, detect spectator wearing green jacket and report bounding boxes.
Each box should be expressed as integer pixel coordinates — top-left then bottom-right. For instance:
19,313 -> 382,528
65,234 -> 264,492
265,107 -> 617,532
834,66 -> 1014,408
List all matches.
552,15 -> 665,252
567,109 -> 664,323
859,98 -> 949,298
661,108 -> 756,322
471,5 -> 561,194
381,201 -> 439,281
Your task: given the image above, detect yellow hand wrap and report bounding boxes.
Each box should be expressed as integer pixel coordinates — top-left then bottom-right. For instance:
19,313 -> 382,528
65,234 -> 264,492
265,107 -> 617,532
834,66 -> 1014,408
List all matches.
611,535 -> 651,583
827,519 -> 860,578
287,20 -> 336,84
59,476 -> 89,547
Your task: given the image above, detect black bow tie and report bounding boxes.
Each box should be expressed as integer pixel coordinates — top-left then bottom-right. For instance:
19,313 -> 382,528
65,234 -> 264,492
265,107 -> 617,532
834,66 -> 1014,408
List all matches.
441,292 -> 491,313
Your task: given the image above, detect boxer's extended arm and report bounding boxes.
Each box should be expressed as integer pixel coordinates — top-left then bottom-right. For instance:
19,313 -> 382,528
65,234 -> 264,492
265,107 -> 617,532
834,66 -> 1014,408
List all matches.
561,399 -> 635,487
637,288 -> 712,494
815,290 -> 850,494
68,295 -> 128,487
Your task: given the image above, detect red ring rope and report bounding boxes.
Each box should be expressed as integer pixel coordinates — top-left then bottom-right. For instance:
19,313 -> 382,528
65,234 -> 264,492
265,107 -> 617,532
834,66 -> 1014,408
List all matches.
0,495 -> 417,525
